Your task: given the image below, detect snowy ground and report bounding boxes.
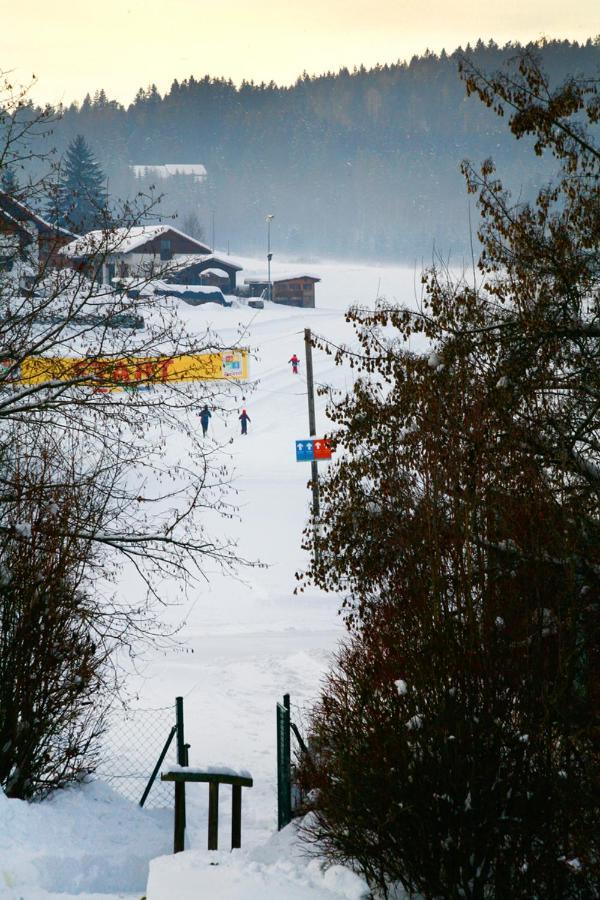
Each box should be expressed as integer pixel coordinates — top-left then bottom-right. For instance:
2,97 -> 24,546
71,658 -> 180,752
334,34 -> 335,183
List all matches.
0,258 -> 423,899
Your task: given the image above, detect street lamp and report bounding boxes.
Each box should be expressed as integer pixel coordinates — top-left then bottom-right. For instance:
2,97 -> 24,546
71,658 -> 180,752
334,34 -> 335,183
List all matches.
266,214 -> 274,302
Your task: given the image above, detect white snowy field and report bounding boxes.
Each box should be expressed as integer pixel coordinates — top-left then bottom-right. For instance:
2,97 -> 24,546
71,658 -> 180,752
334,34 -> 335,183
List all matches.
0,258 -> 425,900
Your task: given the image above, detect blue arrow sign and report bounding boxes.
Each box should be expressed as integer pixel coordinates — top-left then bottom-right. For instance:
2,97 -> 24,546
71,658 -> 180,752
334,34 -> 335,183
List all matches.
296,440 -> 315,461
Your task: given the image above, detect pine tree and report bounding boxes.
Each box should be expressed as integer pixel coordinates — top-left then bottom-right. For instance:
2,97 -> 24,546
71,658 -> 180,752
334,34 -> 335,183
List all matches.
51,134 -> 107,233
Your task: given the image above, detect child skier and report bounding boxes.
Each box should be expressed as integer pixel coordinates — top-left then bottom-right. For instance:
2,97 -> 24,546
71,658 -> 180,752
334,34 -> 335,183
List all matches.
239,409 -> 251,435
289,353 -> 300,374
198,405 -> 212,437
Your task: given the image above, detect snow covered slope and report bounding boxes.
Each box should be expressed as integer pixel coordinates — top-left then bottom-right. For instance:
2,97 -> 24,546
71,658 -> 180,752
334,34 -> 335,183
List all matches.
117,260 -> 425,853
0,258 -> 423,899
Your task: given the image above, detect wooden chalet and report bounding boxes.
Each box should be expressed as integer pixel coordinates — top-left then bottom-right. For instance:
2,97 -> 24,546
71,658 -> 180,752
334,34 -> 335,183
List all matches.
59,225 -> 214,285
0,190 -> 76,272
244,274 -> 321,309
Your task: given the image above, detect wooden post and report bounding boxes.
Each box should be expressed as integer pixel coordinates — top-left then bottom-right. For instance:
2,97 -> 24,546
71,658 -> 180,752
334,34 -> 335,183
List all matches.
231,784 -> 242,849
174,781 -> 185,853
208,781 -> 219,850
304,328 -> 320,519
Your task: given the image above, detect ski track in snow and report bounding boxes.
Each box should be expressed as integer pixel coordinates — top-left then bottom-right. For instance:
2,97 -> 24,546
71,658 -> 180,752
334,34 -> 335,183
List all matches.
0,258 -> 422,899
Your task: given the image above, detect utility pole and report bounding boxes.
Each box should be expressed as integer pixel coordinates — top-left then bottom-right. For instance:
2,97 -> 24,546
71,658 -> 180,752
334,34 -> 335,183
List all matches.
266,214 -> 274,301
304,328 -> 319,519
211,210 -> 215,252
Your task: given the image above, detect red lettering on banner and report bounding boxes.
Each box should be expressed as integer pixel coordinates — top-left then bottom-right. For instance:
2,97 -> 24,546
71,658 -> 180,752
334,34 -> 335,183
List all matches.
159,358 -> 174,380
134,361 -> 155,381
112,364 -> 131,383
72,359 -> 91,378
87,359 -> 110,391
92,360 -> 110,381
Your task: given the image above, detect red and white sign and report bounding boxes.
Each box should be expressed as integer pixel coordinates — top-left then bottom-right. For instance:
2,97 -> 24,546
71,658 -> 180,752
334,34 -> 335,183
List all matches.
313,439 -> 332,460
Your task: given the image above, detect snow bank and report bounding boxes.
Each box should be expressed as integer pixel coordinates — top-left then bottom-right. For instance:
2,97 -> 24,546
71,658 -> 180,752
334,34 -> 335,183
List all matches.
0,780 -> 170,897
146,821 -> 368,900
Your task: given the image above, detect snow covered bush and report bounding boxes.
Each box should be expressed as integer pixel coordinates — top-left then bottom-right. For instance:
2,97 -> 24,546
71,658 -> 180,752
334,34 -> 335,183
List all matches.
298,53 -> 599,899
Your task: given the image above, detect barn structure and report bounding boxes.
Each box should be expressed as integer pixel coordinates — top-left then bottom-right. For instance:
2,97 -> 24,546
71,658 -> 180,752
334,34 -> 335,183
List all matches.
244,274 -> 320,308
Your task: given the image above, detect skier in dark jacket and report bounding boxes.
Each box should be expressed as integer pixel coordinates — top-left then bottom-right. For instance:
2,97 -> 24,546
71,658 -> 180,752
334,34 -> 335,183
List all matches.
289,354 -> 300,374
239,409 -> 251,435
199,405 -> 212,437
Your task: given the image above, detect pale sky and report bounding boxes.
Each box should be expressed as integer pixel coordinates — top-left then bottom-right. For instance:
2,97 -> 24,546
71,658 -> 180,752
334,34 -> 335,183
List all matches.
1,0 -> 598,107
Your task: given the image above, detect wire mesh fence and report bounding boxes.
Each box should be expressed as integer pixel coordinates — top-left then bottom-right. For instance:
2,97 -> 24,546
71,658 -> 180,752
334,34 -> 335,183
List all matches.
277,693 -> 311,829
289,699 -> 310,752
289,698 -> 310,812
96,704 -> 177,808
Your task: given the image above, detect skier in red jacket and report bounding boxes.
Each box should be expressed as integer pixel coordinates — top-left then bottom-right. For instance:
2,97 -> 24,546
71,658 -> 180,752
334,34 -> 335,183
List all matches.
289,354 -> 300,374
239,409 -> 251,435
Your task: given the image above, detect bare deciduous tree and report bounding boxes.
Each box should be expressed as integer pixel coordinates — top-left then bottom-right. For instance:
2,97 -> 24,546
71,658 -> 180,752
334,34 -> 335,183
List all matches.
298,53 -> 599,899
0,74 -> 253,797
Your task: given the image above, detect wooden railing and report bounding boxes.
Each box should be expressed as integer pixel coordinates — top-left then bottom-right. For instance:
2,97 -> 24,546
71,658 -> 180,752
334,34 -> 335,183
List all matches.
161,766 -> 253,853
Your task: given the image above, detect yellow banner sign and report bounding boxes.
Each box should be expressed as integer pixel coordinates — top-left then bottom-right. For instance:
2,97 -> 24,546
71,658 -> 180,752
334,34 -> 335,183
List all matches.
20,350 -> 248,387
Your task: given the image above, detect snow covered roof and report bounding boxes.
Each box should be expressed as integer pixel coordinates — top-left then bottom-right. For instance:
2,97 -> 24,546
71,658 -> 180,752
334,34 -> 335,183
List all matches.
130,164 -> 207,182
0,207 -> 31,239
244,273 -> 321,284
0,190 -> 76,239
144,280 -> 230,306
60,225 -> 212,258
151,281 -> 225,296
171,253 -> 243,272
275,274 -> 321,283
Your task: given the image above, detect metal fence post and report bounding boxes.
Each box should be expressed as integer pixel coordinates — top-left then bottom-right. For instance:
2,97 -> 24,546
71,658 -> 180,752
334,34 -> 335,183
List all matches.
175,696 -> 186,765
139,724 -> 177,807
175,696 -> 187,847
277,694 -> 292,829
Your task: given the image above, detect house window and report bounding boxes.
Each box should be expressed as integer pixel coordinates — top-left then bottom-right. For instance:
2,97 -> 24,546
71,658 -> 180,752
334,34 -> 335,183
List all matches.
160,238 -> 172,261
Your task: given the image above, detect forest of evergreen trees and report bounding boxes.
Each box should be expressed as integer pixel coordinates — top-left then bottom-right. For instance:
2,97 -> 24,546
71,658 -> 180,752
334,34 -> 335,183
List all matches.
22,38 -> 600,260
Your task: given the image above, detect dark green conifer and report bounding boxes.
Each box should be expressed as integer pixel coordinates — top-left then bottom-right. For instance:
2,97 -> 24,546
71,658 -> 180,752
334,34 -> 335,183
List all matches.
50,134 -> 107,233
